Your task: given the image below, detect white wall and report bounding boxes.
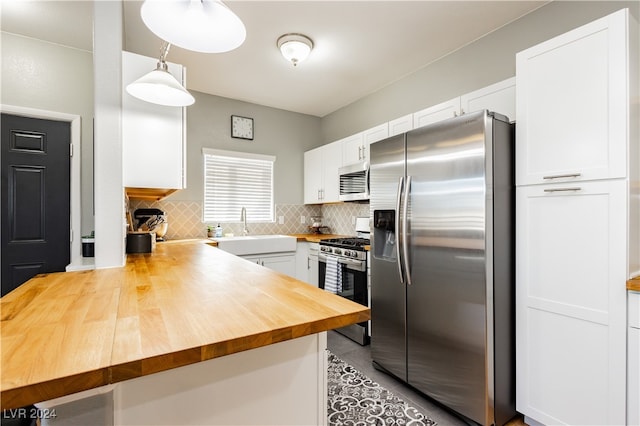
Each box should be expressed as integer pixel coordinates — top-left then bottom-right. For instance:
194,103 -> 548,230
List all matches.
0,32 -> 94,236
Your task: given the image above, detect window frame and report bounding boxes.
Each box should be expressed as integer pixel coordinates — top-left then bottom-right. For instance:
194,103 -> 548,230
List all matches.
202,147 -> 276,224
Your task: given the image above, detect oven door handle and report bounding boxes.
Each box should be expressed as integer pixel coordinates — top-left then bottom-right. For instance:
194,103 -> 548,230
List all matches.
319,253 -> 366,270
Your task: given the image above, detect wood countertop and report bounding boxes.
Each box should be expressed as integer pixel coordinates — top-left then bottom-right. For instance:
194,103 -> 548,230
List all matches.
289,233 -> 348,242
205,234 -> 346,246
0,240 -> 369,410
629,276 -> 640,291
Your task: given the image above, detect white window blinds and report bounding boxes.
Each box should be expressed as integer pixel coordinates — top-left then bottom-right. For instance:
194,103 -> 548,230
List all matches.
203,148 -> 275,223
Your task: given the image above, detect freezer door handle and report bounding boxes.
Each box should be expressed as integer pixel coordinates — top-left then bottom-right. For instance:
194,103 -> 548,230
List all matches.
402,175 -> 412,285
396,176 -> 405,284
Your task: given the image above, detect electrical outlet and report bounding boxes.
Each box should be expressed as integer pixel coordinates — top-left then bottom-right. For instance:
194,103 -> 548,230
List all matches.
300,215 -> 306,224
279,216 -> 284,224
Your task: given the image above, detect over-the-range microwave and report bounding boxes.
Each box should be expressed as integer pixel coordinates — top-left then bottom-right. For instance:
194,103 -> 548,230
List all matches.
339,161 -> 369,201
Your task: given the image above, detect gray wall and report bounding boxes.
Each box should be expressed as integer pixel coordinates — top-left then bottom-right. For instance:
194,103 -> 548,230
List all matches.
1,32 -> 95,236
320,1 -> 640,144
170,91 -> 321,205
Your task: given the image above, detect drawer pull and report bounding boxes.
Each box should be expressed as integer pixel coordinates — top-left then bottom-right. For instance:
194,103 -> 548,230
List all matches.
544,187 -> 582,193
543,173 -> 582,180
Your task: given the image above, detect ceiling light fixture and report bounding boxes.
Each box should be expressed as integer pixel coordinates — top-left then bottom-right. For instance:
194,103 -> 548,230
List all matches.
126,42 -> 195,107
140,0 -> 246,53
277,33 -> 314,67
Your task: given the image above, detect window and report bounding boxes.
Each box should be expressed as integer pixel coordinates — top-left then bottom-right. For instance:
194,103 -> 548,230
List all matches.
203,148 -> 275,223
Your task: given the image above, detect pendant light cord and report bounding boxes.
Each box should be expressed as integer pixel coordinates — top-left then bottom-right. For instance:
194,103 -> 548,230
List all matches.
157,41 -> 172,71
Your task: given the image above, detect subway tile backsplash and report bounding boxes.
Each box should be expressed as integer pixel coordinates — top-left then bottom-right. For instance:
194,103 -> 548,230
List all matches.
128,200 -> 370,240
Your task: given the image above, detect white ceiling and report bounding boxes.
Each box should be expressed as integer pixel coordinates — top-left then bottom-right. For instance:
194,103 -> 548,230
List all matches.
1,0 -> 547,117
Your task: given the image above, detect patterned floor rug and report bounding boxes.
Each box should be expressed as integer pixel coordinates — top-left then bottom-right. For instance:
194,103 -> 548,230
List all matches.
327,351 -> 437,426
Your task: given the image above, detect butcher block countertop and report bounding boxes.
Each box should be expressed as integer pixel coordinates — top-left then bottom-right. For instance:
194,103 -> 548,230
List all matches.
629,276 -> 640,291
290,233 -> 347,242
0,240 -> 369,410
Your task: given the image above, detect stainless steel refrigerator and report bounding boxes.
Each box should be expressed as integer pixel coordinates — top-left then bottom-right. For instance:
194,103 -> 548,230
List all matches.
369,110 -> 515,426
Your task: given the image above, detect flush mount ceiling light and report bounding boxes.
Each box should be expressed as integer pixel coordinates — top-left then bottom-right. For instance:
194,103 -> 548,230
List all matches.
277,33 -> 314,67
126,42 -> 195,107
140,0 -> 246,53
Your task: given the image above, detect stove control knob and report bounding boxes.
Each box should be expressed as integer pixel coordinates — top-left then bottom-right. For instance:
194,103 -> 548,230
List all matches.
334,249 -> 342,255
345,250 -> 353,257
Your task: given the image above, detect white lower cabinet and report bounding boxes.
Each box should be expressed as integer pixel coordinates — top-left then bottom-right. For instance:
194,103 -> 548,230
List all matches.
307,243 -> 319,287
242,253 -> 296,277
516,180 -> 628,425
295,242 -> 310,281
630,291 -> 640,426
295,242 -> 319,286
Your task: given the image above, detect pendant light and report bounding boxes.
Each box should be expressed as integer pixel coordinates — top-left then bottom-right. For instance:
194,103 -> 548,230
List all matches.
277,33 -> 314,67
140,0 -> 246,53
126,42 -> 195,107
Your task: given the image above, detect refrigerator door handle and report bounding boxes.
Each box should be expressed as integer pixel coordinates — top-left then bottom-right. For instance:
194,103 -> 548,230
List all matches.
395,176 -> 405,284
402,175 -> 412,285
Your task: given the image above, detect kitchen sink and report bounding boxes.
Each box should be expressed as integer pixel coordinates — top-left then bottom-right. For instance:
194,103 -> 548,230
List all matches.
212,235 -> 297,256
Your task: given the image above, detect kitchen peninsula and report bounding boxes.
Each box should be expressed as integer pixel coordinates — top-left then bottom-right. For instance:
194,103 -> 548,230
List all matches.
1,240 -> 369,425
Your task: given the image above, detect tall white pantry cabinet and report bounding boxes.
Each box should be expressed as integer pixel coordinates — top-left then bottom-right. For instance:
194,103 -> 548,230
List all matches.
515,8 -> 639,426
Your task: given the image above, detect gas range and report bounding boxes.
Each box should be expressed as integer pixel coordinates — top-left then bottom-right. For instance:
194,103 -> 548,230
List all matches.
319,237 -> 369,261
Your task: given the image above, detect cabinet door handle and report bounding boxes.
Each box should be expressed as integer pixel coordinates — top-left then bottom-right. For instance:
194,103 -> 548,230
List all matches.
543,187 -> 582,193
543,173 -> 582,180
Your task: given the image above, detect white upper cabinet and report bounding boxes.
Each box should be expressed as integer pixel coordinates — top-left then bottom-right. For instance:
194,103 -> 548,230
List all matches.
412,78 -> 515,131
342,123 -> 389,166
388,114 -> 413,136
304,147 -> 323,204
361,123 -> 389,164
322,141 -> 342,202
304,140 -> 342,204
122,51 -> 186,190
413,98 -> 461,129
515,10 -> 629,185
460,77 -> 515,122
341,133 -> 365,166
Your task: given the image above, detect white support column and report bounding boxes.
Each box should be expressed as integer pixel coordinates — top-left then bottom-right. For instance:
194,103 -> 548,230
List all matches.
93,1 -> 125,268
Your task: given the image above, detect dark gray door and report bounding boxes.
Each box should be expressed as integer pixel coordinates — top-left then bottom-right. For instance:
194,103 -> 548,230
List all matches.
1,113 -> 70,296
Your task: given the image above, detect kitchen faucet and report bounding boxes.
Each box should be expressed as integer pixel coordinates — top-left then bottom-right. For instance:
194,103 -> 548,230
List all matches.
241,207 -> 249,235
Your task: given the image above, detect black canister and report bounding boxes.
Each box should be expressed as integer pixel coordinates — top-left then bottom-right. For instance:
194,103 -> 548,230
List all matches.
126,232 -> 153,253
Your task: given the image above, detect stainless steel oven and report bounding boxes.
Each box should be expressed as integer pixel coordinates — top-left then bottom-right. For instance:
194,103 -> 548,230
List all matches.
319,237 -> 369,345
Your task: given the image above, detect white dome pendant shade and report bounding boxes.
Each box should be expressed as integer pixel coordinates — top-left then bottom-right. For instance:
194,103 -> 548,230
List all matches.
126,42 -> 195,107
140,0 -> 246,53
277,33 -> 313,66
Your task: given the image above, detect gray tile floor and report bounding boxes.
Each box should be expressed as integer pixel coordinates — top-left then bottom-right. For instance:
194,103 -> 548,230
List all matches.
327,330 -> 474,426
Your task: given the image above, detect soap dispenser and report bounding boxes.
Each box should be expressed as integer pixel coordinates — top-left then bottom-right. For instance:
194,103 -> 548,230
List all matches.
214,223 -> 223,238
